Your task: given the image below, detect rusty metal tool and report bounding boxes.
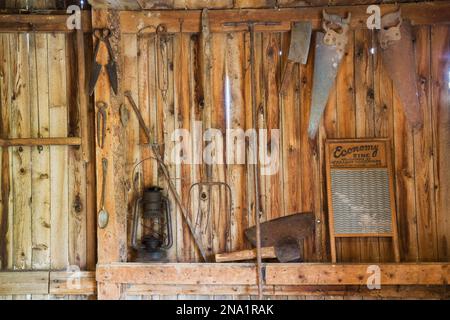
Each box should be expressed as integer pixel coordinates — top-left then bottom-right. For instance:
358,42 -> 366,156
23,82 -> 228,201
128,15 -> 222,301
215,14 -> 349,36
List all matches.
279,21 -> 312,95
124,91 -> 208,261
378,9 -> 423,130
245,212 -> 315,262
98,158 -> 109,229
223,20 -> 281,300
96,101 -> 108,149
88,28 -> 118,96
307,11 -> 351,140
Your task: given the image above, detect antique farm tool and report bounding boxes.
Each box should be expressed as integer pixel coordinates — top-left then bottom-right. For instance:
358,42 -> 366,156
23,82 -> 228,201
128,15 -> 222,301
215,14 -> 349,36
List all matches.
378,9 -> 423,130
245,212 -> 315,262
188,179 -> 233,240
88,28 -> 118,96
124,91 -> 208,261
98,158 -> 109,229
96,101 -> 108,149
186,10 -> 233,249
223,20 -> 281,300
131,186 -> 173,262
279,21 -> 312,95
307,11 -> 351,140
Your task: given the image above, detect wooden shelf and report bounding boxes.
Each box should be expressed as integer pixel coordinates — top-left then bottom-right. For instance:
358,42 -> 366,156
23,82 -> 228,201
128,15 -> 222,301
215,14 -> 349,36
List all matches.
97,262 -> 450,286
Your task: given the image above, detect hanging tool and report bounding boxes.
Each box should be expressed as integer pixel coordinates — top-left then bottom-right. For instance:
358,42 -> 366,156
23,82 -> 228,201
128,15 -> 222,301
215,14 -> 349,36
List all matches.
124,91 -> 208,261
378,9 -> 423,130
307,11 -> 351,140
88,28 -> 118,96
188,180 -> 233,241
96,101 -> 108,149
98,158 -> 109,229
279,22 -> 312,95
223,20 -> 281,300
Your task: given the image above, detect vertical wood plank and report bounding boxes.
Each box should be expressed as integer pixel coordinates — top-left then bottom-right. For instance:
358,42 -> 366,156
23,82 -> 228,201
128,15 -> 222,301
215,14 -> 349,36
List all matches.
280,31 -> 302,216
413,26 -> 438,261
0,34 -> 12,270
30,33 -> 51,270
48,33 -> 69,269
225,32 -> 245,251
431,25 -> 450,262
123,33 -> 139,261
393,68 -> 418,262
67,32 -> 87,269
262,33 -> 282,222
210,33 -> 228,254
11,33 -> 32,270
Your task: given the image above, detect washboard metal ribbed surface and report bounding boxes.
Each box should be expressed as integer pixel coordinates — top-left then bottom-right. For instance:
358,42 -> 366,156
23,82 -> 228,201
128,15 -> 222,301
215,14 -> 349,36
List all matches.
325,139 -> 400,263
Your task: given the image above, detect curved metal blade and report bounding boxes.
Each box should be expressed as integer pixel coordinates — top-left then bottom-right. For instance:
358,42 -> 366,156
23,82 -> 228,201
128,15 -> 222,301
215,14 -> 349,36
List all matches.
380,21 -> 423,130
307,32 -> 343,139
88,62 -> 102,96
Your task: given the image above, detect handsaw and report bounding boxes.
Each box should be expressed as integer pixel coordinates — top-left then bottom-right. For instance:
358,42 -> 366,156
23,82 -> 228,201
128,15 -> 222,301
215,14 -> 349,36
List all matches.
379,11 -> 423,131
279,21 -> 312,95
307,11 -> 351,139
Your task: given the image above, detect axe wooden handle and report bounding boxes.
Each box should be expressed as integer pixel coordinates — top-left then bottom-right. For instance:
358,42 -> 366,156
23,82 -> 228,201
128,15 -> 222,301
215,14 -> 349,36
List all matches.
215,247 -> 276,262
280,60 -> 295,95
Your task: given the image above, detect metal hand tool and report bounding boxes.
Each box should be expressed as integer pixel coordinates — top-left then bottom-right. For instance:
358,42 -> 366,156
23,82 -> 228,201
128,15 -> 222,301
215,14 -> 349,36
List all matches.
378,9 -> 423,130
88,28 -> 118,96
96,101 -> 108,149
307,11 -> 351,140
223,20 -> 281,300
98,158 -> 109,229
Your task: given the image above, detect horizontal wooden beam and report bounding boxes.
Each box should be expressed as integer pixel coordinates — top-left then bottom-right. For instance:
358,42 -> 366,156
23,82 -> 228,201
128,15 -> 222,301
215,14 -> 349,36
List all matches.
0,272 -> 49,295
125,284 -> 450,299
97,262 -> 450,286
97,263 -> 257,285
119,2 -> 450,34
266,263 -> 450,286
0,271 -> 95,295
0,11 -> 92,33
0,137 -> 82,147
49,272 -> 96,295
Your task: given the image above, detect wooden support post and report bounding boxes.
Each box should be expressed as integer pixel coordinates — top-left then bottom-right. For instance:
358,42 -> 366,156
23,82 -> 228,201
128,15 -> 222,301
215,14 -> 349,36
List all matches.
92,9 -> 128,299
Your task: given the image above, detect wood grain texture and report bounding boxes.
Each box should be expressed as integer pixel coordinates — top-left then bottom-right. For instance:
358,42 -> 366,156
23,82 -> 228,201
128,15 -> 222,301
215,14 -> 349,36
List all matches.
431,25 -> 450,262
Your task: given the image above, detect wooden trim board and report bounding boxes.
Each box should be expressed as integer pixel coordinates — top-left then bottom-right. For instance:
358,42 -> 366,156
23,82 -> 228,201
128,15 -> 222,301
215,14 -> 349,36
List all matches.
0,137 -> 81,147
0,271 -> 96,295
119,2 -> 450,34
97,263 -> 450,286
0,11 -> 92,33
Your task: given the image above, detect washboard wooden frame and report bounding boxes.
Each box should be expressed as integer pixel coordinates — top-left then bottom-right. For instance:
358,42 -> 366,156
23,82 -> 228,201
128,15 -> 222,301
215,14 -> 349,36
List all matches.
325,138 -> 400,263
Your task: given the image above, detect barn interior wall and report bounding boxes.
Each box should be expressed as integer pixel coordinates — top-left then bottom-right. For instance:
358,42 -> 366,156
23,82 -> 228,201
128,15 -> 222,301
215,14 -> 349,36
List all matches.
0,1 -> 449,300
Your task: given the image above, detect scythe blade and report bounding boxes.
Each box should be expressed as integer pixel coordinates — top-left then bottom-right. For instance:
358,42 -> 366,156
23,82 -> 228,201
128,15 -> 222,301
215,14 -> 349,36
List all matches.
380,21 -> 423,130
307,32 -> 343,139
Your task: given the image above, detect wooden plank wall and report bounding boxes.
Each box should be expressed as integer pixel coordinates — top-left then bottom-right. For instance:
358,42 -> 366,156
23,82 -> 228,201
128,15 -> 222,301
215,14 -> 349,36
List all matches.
0,0 -> 95,301
122,24 -> 450,266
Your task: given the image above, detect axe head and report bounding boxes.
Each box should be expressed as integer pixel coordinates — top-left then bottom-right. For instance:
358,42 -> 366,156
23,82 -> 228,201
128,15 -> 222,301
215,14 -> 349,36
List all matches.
245,212 -> 315,260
